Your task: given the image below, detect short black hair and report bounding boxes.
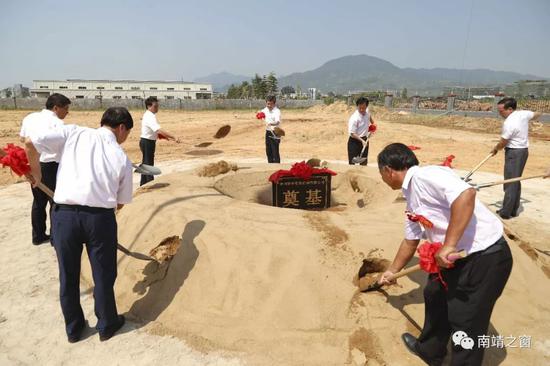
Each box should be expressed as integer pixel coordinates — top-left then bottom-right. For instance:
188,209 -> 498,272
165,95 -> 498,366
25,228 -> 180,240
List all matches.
266,95 -> 276,103
45,93 -> 71,110
377,143 -> 419,171
145,96 -> 158,108
497,97 -> 517,110
100,107 -> 133,130
356,96 -> 369,107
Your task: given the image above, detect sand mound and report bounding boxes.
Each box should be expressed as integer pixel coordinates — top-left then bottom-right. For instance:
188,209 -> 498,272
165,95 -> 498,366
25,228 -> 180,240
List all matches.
80,162 -> 550,365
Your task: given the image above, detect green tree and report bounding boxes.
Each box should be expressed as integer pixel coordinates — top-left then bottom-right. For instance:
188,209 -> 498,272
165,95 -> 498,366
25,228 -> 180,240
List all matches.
226,84 -> 240,99
401,87 -> 408,99
281,85 -> 295,96
265,72 -> 278,96
252,74 -> 265,99
240,81 -> 251,99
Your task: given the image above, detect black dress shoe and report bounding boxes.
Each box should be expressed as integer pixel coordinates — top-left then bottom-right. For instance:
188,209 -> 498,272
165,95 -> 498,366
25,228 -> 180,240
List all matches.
99,315 -> 125,342
67,321 -> 86,343
32,235 -> 50,245
401,333 -> 443,366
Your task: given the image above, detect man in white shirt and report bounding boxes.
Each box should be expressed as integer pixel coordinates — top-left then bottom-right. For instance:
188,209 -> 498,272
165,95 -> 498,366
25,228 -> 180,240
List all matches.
491,97 -> 541,219
348,97 -> 375,165
377,143 -> 513,366
140,96 -> 180,186
19,93 -> 70,245
261,95 -> 282,163
25,107 -> 134,343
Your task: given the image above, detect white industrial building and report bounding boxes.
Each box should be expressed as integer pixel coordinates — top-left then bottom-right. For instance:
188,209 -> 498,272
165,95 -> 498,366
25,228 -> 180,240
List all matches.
30,79 -> 213,100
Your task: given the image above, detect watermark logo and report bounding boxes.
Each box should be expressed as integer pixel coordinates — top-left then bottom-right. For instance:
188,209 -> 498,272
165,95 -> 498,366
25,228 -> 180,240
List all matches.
452,331 -> 474,349
452,331 -> 532,349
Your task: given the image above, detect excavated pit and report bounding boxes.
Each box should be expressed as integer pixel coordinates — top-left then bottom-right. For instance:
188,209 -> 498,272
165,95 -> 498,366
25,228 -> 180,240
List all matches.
213,169 -> 392,210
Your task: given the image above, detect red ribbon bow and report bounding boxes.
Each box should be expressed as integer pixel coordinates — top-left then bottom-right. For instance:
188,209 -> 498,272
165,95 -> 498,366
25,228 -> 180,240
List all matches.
441,154 -> 455,168
268,161 -> 337,183
256,112 -> 266,120
417,242 -> 450,289
407,145 -> 421,150
405,211 -> 434,229
1,144 -> 31,176
368,124 -> 377,133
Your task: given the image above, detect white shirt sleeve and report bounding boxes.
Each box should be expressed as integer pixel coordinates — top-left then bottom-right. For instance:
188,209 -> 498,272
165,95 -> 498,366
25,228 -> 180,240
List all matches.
348,114 -> 357,134
275,109 -> 281,123
523,110 -> 535,120
19,120 -> 27,138
30,124 -> 73,156
117,158 -> 133,204
144,113 -> 161,132
404,217 -> 423,240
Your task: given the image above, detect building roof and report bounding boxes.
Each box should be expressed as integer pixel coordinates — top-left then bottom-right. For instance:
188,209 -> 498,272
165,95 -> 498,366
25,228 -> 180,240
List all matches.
33,79 -> 203,84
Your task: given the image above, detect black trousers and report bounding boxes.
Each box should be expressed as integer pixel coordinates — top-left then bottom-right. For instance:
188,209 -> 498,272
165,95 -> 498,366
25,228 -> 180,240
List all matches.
51,204 -> 119,338
501,148 -> 528,217
140,137 -> 156,186
416,237 -> 513,366
265,131 -> 281,163
30,161 -> 58,243
347,136 -> 369,165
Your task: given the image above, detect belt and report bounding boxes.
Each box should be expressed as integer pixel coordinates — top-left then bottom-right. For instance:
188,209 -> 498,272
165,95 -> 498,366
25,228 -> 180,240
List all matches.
55,204 -> 114,213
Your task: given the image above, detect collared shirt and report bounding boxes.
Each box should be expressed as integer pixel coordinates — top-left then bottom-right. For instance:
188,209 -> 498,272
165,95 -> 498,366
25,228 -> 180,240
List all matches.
19,109 -> 64,163
140,110 -> 161,140
402,165 -> 503,255
31,125 -> 133,208
261,106 -> 281,132
348,109 -> 370,137
501,110 -> 534,149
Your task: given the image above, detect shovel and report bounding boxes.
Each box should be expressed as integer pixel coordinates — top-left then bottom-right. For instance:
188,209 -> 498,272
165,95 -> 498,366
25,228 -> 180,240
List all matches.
133,163 -> 162,175
352,140 -> 369,164
359,251 -> 466,292
462,153 -> 494,182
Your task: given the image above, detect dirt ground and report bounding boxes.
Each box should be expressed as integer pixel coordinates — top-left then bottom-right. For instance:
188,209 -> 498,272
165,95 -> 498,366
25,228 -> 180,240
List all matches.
1,104 -> 549,187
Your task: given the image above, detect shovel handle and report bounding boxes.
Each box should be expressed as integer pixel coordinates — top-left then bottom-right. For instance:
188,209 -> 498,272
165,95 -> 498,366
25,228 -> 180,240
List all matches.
28,172 -> 154,262
474,174 -> 547,189
387,250 -> 467,281
463,153 -> 494,181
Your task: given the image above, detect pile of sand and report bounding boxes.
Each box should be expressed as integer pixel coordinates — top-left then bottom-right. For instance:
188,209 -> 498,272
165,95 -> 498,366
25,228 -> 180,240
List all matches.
308,101 -> 355,115
80,163 -> 550,365
196,160 -> 238,177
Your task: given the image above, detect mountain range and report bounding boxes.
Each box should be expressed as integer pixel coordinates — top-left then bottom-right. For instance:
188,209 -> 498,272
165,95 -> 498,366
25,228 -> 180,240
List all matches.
195,55 -> 546,94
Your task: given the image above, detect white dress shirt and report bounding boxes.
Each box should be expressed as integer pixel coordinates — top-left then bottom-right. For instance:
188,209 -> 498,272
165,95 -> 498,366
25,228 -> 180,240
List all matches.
31,125 -> 133,208
402,165 -> 503,255
348,109 -> 370,137
261,106 -> 281,132
501,110 -> 534,149
140,110 -> 161,140
19,109 -> 64,163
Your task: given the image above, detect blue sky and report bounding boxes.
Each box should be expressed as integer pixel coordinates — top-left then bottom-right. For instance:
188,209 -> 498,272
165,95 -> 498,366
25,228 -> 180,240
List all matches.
1,0 -> 549,88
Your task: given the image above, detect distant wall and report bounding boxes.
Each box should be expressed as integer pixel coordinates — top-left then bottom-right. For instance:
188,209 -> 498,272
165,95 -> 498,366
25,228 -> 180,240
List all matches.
0,98 -> 322,111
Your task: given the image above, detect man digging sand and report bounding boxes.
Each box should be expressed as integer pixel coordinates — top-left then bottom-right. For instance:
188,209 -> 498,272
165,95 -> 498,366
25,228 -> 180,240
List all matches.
25,107 -> 134,343
376,143 -> 513,366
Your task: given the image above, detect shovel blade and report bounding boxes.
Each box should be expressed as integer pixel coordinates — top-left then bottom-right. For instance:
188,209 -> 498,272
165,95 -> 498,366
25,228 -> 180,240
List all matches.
133,164 -> 162,175
352,157 -> 367,164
